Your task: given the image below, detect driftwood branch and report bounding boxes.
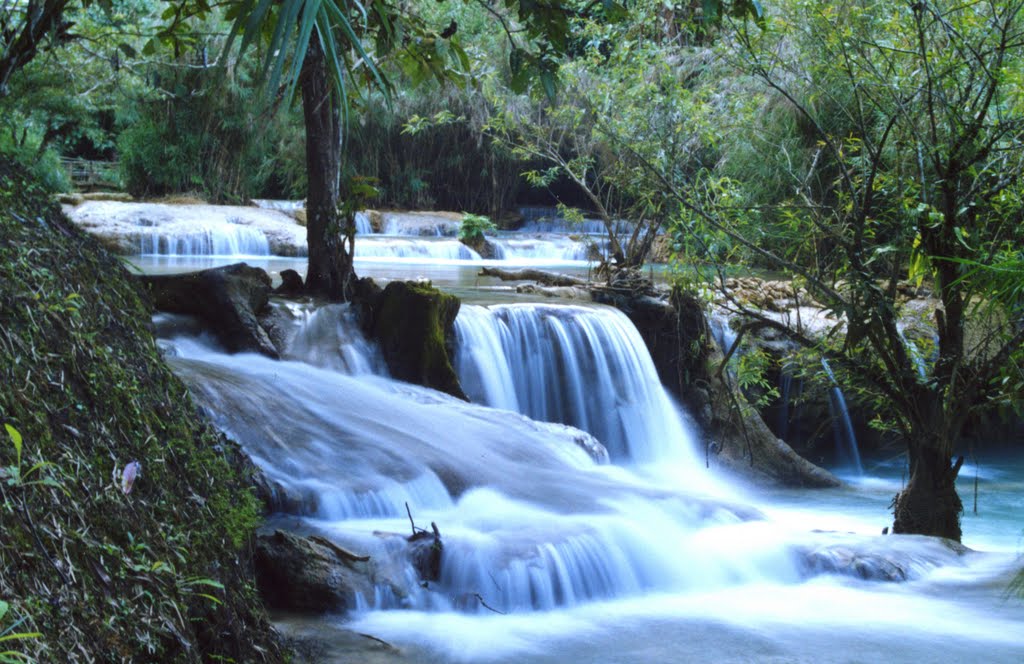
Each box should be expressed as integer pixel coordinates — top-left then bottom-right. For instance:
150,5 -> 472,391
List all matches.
479,267 -> 587,287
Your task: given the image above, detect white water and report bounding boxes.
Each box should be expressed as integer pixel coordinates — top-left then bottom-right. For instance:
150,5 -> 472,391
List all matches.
453,303 -> 702,465
163,301 -> 1024,663
821,359 -> 864,474
354,211 -> 374,236
354,237 -> 482,261
490,235 -> 597,261
136,222 -> 271,256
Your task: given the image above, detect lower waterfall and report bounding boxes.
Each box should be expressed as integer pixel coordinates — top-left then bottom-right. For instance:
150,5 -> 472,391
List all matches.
160,301 -> 1023,663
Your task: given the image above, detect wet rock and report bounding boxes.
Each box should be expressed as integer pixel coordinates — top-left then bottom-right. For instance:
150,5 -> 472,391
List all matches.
800,547 -> 911,581
254,530 -> 381,613
796,534 -> 968,582
138,263 -> 278,358
275,268 -> 305,296
407,523 -> 444,583
461,235 -> 498,259
357,279 -> 467,400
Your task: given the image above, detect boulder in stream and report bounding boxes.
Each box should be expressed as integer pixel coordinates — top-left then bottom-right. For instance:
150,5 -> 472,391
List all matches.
138,262 -> 279,358
254,530 -> 387,613
357,278 -> 468,400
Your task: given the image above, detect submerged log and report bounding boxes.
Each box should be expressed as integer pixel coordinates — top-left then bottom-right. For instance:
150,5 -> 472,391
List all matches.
479,266 -> 587,287
138,263 -> 278,358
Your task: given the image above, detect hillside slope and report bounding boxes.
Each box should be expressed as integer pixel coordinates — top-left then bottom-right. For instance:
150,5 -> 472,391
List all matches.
0,156 -> 285,662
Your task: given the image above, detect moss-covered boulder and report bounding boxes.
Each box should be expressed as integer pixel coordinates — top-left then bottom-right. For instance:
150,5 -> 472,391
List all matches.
357,279 -> 467,400
0,156 -> 285,662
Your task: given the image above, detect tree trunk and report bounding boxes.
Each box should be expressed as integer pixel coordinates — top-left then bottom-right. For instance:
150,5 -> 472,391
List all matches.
891,438 -> 963,541
301,33 -> 355,300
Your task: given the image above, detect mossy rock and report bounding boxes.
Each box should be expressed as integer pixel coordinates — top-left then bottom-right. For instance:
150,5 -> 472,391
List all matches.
0,155 -> 285,662
461,235 -> 499,259
360,279 -> 468,400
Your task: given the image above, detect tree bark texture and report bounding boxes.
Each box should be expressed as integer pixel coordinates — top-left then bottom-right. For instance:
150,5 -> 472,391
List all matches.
301,32 -> 354,300
892,438 -> 963,541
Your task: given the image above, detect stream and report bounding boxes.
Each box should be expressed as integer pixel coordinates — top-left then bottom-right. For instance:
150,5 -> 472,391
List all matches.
134,218 -> 1023,663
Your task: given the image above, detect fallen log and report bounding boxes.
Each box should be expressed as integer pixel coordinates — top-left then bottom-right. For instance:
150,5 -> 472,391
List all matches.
479,266 -> 588,287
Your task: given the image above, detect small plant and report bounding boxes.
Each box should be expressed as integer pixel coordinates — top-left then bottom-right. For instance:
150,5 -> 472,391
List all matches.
0,600 -> 40,663
1,424 -> 63,492
458,213 -> 496,244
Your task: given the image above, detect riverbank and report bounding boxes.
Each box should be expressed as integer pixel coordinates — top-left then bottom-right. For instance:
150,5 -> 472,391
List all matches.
0,157 -> 286,661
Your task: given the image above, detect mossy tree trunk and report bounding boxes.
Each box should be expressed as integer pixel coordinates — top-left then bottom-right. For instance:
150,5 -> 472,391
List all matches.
892,432 -> 963,540
301,33 -> 355,300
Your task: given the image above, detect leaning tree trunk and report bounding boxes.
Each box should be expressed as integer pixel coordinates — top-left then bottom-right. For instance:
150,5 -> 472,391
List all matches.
891,435 -> 963,541
301,33 -> 355,300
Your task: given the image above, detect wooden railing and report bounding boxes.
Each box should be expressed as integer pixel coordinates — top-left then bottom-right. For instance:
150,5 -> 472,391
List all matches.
60,158 -> 121,190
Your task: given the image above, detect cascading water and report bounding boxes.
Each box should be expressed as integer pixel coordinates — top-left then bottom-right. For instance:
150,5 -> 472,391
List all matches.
490,236 -> 598,261
354,238 -> 481,261
516,207 -> 631,235
136,222 -> 270,256
285,303 -> 387,375
159,300 -> 1023,663
821,359 -> 864,474
453,303 -> 702,466
354,211 -> 374,236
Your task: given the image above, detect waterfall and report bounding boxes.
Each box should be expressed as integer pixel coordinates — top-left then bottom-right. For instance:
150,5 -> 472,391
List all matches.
897,324 -> 930,378
454,303 -> 702,467
167,335 -> 783,616
709,312 -> 738,356
136,223 -> 270,256
285,303 -> 387,375
159,301 -> 1024,661
380,213 -> 461,237
355,238 -> 481,261
355,211 -> 374,235
821,359 -> 864,474
516,207 -> 631,235
490,236 -> 598,261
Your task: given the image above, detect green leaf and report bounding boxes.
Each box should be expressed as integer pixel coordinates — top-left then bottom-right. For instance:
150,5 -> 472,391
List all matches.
4,425 -> 21,467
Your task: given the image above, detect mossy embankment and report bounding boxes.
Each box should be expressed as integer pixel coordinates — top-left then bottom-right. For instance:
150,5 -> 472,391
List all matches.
0,157 -> 285,662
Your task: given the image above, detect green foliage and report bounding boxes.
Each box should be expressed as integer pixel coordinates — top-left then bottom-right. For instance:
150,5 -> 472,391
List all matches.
458,212 -> 497,243
734,347 -> 779,408
117,54 -> 303,202
341,87 -> 528,212
0,157 -> 283,662
0,599 -> 41,663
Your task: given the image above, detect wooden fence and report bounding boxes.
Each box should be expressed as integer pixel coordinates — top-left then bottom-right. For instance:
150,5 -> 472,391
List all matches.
60,159 -> 121,190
